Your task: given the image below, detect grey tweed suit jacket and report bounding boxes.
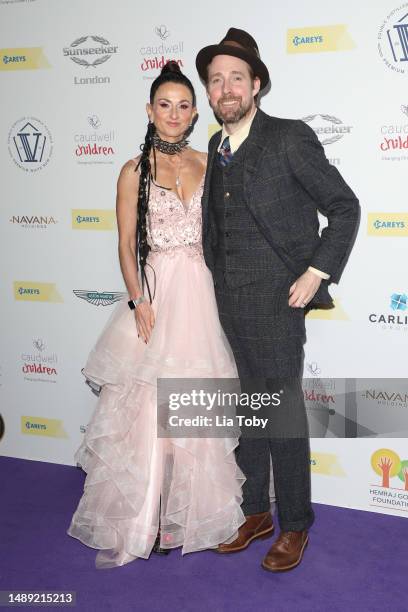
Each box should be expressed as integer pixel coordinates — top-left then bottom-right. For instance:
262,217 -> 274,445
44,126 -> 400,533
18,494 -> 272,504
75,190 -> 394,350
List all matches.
201,108 -> 360,307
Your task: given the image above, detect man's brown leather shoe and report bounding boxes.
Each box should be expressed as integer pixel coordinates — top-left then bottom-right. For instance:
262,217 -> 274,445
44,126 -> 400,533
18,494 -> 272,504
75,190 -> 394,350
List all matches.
262,530 -> 308,571
216,511 -> 274,553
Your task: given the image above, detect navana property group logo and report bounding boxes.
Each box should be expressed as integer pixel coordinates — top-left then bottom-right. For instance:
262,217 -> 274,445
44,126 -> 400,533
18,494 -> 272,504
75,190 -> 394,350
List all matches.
378,4 -> 408,75
370,448 -> 408,513
8,118 -> 53,172
139,25 -> 184,78
9,214 -> 58,230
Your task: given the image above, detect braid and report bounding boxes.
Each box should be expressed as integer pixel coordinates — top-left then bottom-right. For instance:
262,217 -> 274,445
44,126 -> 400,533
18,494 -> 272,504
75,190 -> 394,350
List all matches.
133,61 -> 197,304
135,121 -> 156,303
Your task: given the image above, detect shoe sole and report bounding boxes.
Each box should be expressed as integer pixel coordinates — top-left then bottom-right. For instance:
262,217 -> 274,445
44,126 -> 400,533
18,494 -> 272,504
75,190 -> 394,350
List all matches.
261,536 -> 309,572
215,525 -> 275,554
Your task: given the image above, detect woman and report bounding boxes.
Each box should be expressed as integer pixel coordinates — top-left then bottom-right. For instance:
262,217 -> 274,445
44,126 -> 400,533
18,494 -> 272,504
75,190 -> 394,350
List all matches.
67,62 -> 245,569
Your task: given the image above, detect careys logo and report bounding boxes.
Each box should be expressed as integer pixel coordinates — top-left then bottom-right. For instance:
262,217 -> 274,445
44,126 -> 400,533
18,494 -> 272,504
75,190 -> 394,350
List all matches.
367,213 -> 408,236
287,25 -> 355,54
14,282 -> 63,302
0,47 -> 50,71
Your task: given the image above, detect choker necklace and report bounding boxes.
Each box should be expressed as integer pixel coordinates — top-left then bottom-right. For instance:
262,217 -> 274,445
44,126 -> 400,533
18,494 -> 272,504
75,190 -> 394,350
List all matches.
153,134 -> 189,155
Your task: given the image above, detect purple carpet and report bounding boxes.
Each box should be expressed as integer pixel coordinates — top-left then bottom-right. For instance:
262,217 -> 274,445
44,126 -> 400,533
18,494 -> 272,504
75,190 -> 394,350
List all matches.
1,456 -> 407,612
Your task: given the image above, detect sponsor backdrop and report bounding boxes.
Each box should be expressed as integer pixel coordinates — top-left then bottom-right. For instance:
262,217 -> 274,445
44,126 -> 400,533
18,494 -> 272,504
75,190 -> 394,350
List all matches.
0,0 -> 407,519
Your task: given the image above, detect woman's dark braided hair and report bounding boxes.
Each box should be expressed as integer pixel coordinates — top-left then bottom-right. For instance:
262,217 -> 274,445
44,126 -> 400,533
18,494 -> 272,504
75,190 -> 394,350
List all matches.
135,61 -> 196,303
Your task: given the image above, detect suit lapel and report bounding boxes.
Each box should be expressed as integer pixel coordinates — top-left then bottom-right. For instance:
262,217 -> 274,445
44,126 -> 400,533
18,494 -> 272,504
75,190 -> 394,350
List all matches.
242,109 -> 270,201
202,130 -> 221,235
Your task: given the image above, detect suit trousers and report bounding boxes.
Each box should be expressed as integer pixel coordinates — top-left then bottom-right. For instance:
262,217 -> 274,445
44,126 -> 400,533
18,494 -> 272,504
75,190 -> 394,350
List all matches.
214,270 -> 315,532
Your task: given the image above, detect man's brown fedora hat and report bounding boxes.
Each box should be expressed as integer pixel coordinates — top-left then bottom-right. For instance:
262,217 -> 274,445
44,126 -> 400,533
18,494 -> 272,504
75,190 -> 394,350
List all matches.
196,27 -> 270,90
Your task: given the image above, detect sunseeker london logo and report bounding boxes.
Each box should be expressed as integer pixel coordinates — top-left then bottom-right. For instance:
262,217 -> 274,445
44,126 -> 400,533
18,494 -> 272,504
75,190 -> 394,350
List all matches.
378,4 -> 408,74
139,25 -> 184,78
73,290 -> 125,306
8,118 -> 53,172
369,293 -> 408,332
63,35 -> 118,85
302,114 -> 353,146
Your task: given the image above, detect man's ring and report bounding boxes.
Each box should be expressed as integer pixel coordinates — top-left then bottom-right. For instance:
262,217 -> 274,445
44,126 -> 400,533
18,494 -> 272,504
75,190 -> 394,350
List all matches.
301,302 -> 306,308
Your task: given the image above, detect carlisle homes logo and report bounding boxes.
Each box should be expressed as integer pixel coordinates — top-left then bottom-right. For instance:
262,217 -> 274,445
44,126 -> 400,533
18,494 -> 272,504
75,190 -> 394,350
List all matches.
369,293 -> 408,331
73,290 -> 125,306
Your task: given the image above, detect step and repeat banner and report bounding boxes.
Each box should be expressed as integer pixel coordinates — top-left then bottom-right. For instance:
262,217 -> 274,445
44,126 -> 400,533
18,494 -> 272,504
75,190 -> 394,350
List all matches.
0,0 -> 407,518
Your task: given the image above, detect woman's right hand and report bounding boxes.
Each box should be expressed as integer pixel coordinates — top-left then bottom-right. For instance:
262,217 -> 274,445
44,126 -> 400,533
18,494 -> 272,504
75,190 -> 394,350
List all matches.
135,301 -> 155,343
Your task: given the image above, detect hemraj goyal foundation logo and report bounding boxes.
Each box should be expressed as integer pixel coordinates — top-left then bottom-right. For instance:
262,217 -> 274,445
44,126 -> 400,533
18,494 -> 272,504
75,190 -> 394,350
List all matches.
370,448 -> 408,513
378,4 -> 408,75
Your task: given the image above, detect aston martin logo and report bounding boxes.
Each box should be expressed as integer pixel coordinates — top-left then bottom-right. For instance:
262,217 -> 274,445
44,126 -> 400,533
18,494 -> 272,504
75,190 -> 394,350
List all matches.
73,290 -> 125,306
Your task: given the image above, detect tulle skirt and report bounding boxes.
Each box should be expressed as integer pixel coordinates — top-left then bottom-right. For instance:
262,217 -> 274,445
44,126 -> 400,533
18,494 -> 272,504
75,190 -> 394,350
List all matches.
67,249 -> 246,568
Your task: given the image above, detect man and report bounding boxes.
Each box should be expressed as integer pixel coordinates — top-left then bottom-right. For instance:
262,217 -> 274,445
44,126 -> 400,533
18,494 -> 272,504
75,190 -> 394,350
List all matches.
195,28 -> 359,572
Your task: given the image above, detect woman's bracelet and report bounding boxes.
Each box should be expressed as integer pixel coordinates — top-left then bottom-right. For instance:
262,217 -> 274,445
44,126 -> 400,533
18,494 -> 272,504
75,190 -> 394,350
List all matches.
128,295 -> 146,310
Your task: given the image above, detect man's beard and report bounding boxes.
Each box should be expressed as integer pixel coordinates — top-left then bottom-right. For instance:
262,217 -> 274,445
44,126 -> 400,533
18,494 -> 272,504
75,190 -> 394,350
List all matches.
213,96 -> 253,125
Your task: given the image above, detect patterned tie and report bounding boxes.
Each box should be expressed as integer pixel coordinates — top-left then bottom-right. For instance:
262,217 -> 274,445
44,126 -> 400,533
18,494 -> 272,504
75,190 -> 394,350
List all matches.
218,136 -> 233,166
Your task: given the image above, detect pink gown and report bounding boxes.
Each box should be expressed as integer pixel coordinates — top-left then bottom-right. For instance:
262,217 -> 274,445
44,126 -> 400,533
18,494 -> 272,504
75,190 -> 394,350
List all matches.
67,172 -> 246,568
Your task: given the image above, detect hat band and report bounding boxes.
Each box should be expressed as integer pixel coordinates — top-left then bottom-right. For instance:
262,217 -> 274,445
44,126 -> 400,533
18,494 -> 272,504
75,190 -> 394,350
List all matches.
221,39 -> 260,59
